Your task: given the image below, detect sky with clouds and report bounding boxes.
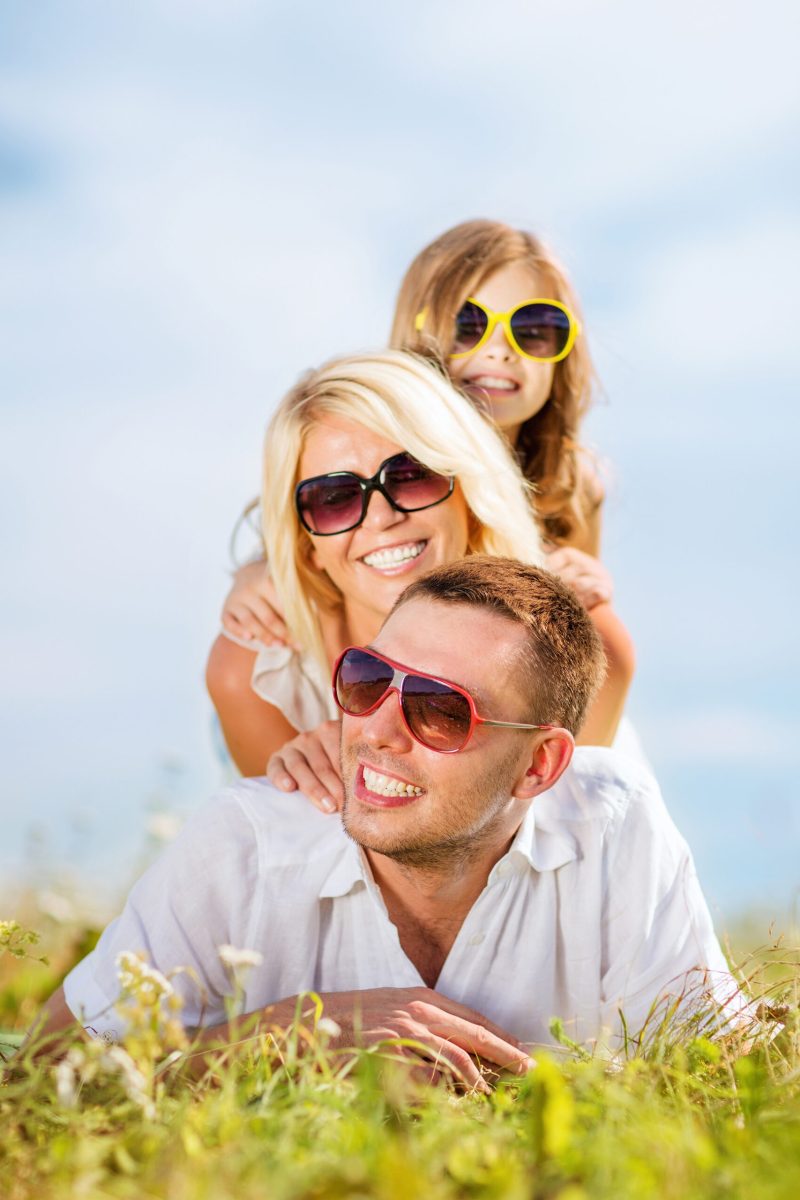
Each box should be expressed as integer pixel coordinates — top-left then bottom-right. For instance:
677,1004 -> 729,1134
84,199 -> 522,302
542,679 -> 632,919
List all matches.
1,0 -> 798,920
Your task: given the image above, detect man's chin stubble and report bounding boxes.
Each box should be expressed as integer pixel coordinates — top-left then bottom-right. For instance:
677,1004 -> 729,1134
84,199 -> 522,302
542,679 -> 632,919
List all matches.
341,794 -> 509,873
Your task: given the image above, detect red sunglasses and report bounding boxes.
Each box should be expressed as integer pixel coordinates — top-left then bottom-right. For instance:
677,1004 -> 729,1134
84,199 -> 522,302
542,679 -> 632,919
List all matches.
333,646 -> 553,754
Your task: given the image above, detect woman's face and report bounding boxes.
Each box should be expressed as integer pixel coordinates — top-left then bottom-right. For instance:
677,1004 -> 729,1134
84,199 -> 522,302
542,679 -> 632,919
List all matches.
446,262 -> 556,445
298,416 -> 470,631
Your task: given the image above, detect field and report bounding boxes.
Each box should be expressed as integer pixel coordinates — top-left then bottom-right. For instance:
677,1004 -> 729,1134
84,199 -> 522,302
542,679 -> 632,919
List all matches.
2,892 -> 799,1200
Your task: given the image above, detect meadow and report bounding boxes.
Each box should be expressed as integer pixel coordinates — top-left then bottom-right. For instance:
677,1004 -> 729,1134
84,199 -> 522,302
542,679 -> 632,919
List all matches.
2,886 -> 799,1200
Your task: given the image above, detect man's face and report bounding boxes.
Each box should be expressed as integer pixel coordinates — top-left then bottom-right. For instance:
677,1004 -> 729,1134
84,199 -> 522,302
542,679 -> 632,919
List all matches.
340,596 -> 536,868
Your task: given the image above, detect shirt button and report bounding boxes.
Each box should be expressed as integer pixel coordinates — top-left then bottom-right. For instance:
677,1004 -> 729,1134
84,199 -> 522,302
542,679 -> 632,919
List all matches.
468,933 -> 485,946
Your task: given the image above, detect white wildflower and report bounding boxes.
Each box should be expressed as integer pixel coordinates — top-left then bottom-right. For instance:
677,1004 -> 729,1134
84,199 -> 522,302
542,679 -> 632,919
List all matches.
115,950 -> 174,998
218,945 -> 264,970
146,811 -> 183,842
101,1045 -> 156,1119
316,1017 -> 342,1040
54,1059 -> 78,1108
37,890 -> 76,924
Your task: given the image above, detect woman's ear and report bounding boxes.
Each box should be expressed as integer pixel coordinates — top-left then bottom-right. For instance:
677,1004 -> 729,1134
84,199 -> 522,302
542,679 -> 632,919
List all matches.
511,728 -> 574,800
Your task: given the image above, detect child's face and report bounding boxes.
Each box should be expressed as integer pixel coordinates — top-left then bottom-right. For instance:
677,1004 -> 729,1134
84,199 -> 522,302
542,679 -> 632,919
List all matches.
447,262 -> 555,446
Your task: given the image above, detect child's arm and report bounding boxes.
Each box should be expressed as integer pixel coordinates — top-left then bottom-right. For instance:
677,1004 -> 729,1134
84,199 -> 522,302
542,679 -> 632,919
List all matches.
576,602 -> 636,747
205,636 -> 298,775
547,464 -> 634,746
545,544 -> 613,610
222,561 -> 292,646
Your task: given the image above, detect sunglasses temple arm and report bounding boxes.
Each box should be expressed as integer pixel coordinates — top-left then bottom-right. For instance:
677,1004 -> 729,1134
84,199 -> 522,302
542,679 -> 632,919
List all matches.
478,719 -> 555,731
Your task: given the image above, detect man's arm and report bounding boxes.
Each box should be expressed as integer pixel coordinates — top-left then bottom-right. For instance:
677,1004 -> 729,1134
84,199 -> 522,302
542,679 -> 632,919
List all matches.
163,987 -> 535,1092
38,980 -> 533,1093
599,764 -> 736,1044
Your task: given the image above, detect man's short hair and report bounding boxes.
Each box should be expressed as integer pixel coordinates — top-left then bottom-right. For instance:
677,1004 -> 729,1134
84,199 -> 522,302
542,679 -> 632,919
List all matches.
393,556 -> 606,734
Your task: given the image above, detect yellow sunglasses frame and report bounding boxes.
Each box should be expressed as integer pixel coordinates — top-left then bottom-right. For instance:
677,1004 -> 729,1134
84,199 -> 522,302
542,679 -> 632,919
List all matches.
415,297 -> 580,363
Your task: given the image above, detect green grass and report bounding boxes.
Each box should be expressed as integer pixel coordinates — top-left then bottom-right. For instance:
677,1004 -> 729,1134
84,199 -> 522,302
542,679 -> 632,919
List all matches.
2,897 -> 799,1200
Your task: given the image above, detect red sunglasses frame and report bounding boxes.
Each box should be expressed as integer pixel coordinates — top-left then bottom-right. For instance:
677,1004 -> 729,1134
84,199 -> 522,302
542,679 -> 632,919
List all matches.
332,646 -> 553,754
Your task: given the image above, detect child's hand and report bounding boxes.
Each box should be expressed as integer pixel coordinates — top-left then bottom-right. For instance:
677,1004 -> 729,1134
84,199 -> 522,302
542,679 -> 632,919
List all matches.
222,561 -> 291,645
266,720 -> 344,814
545,546 -> 614,611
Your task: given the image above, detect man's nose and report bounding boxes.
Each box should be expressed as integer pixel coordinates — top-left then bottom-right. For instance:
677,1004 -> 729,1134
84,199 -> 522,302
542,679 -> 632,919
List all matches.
360,688 -> 414,752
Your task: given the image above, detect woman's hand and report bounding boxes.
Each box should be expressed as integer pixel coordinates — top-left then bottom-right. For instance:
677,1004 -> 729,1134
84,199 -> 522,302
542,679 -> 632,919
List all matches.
222,561 -> 292,645
545,545 -> 613,610
267,720 -> 344,813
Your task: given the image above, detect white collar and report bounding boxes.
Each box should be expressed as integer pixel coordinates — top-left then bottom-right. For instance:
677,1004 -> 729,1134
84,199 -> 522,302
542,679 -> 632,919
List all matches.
316,798 -> 578,900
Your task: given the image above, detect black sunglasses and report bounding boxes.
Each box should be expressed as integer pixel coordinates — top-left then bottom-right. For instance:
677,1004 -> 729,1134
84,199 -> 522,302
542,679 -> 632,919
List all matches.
295,452 -> 455,536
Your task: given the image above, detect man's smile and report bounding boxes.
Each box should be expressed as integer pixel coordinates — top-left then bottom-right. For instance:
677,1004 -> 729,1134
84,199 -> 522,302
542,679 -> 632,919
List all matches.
355,762 -> 425,807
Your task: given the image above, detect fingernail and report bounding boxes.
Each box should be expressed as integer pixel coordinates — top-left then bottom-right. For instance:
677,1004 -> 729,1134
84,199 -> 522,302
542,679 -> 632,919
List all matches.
320,797 -> 336,813
280,776 -> 293,790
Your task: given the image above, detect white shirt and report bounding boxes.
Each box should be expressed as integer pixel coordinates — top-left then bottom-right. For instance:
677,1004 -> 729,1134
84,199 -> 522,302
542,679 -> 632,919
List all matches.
63,748 -> 733,1051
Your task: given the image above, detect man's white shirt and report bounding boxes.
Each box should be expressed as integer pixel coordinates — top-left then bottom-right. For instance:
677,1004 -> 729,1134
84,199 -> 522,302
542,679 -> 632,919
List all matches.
63,748 -> 734,1051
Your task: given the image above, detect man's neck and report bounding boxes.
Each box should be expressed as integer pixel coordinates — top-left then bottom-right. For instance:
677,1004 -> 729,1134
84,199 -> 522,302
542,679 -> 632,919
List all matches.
364,811 -> 525,988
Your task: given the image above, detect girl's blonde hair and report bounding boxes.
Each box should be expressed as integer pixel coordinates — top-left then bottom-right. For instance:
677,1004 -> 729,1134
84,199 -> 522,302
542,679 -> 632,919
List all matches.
390,219 -> 598,543
262,350 -> 544,669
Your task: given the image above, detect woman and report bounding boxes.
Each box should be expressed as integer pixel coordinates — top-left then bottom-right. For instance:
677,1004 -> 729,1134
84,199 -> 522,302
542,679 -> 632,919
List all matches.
207,351 -> 632,790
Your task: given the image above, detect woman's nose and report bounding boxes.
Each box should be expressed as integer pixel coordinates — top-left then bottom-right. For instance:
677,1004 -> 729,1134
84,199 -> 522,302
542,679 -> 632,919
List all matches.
361,487 -> 406,530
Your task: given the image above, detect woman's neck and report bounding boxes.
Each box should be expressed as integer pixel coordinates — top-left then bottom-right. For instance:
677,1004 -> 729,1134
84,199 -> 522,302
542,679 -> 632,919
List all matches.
319,598 -> 385,667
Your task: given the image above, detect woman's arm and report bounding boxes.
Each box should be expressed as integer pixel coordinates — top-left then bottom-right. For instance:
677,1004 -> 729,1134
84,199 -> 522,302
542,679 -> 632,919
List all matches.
576,602 -> 636,747
205,635 -> 298,776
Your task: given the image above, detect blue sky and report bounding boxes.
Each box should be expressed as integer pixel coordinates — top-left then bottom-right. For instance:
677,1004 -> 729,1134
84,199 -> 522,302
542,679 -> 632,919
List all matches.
1,1 -> 799,921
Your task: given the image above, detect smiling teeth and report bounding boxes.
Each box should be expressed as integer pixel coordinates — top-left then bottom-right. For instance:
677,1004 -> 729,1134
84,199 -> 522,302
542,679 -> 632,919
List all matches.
363,767 -> 423,797
362,541 -> 425,568
470,376 -> 517,390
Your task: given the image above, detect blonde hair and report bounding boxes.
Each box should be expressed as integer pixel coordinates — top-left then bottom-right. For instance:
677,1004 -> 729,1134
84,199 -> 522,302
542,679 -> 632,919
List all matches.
390,219 -> 598,543
262,350 -> 544,669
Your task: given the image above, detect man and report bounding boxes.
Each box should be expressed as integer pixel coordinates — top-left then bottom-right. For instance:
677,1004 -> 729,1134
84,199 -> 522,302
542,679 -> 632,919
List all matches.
39,558 -> 733,1087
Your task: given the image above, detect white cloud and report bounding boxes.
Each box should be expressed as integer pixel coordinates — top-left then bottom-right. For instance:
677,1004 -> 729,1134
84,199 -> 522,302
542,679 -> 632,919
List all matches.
638,706 -> 800,769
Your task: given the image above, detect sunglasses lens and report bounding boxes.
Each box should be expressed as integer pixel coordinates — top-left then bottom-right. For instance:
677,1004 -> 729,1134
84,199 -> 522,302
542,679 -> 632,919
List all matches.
335,648 -> 394,714
382,453 -> 452,512
453,300 -> 488,352
510,303 -> 571,359
296,476 -> 363,535
403,675 -> 473,752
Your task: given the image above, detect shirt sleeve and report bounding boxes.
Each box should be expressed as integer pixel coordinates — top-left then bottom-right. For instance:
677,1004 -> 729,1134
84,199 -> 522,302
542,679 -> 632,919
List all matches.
62,790 -> 260,1039
599,775 -> 739,1048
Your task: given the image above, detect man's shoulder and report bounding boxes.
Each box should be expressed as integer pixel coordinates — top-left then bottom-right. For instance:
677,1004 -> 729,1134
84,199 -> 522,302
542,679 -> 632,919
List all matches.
184,778 -> 350,872
547,746 -> 666,830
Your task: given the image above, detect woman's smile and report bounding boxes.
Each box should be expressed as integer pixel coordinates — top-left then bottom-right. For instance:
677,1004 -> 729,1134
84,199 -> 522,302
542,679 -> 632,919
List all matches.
358,538 -> 429,574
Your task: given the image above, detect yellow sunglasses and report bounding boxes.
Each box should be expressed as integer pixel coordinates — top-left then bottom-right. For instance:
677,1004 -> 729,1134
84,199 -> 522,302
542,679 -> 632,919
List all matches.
415,297 -> 580,363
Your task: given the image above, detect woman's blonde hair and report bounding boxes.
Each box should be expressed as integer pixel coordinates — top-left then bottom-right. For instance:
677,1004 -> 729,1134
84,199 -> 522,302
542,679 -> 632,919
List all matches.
390,219 -> 598,543
262,350 -> 544,669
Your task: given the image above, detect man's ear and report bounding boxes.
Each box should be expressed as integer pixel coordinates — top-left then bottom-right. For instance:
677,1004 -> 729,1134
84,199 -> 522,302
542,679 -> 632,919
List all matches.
511,728 -> 574,800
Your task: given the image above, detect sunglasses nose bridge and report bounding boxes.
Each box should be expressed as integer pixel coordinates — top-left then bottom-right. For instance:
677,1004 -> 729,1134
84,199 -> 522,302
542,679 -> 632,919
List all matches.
359,673 -> 415,747
360,479 -> 405,527
481,311 -> 517,357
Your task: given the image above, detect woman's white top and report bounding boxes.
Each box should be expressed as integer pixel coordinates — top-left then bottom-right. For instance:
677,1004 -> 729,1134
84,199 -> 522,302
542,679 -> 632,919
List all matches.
250,642 -> 338,729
